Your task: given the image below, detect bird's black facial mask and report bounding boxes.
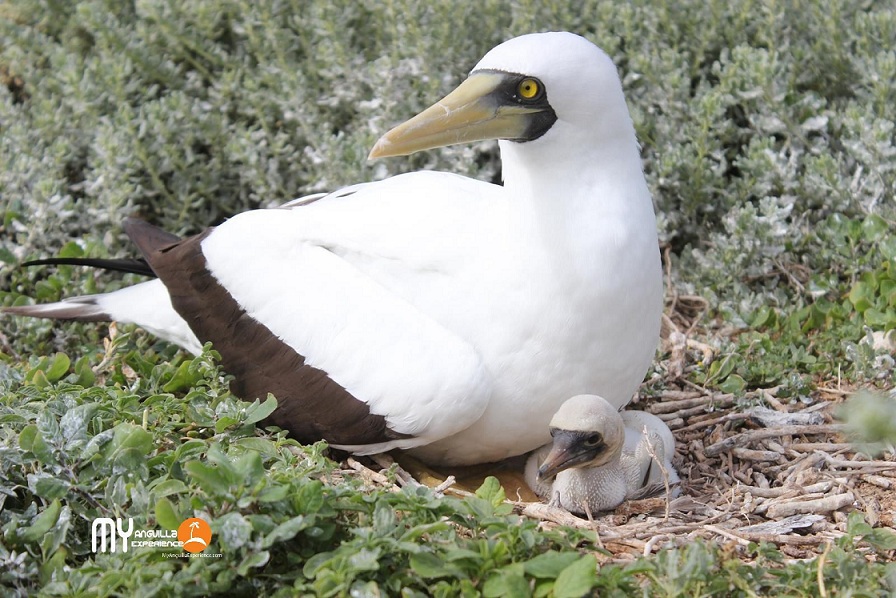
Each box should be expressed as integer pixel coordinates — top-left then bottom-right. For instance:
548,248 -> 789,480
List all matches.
472,69 -> 557,142
536,428 -> 608,481
369,70 -> 557,159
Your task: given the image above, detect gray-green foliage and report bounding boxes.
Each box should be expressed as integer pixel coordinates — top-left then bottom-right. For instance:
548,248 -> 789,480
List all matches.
2,344 -> 894,596
3,1 -> 892,253
1,0 -> 510,253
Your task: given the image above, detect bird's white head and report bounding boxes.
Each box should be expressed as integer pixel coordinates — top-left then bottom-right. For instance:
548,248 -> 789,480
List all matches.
536,394 -> 626,481
368,32 -> 635,161
475,32 -> 632,143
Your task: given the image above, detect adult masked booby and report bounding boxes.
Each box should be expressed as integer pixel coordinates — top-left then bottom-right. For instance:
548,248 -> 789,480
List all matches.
5,32 -> 663,466
525,395 -> 679,514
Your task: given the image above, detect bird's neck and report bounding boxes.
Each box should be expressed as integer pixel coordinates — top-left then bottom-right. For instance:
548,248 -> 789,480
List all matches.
499,135 -> 654,265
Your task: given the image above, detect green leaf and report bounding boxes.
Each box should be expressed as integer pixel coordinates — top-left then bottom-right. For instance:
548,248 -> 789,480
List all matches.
302,552 -> 331,578
60,403 -> 99,443
39,547 -> 68,586
111,422 -> 154,454
173,439 -> 208,461
709,355 -> 737,382
232,436 -> 280,456
750,306 -> 775,328
553,554 -> 597,598
866,528 -> 896,552
236,550 -> 270,576
399,520 -> 451,543
523,550 -> 580,579
846,511 -> 873,537
155,497 -> 181,530
30,431 -> 56,465
864,307 -> 896,328
861,214 -> 888,242
73,356 -> 96,386
58,241 -> 85,258
152,478 -> 189,498
257,484 -> 290,503
214,416 -> 240,432
718,373 -> 746,394
185,460 -> 235,497
482,564 -> 528,597
32,475 -> 69,500
163,360 -> 200,393
881,237 -> 896,261
233,450 -> 265,486
19,424 -> 37,451
28,369 -> 50,389
849,282 -> 873,313
373,500 -> 396,531
295,480 -> 325,513
349,547 -> 381,572
261,515 -> 309,548
243,395 -> 278,425
0,245 -> 16,264
410,552 -> 460,579
475,476 -> 507,507
20,499 -> 62,543
44,352 -> 71,382
40,505 -> 71,564
217,511 -> 252,549
105,423 -> 154,474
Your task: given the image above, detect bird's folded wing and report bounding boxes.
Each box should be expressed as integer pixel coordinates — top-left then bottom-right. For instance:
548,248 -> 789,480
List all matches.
195,203 -> 494,450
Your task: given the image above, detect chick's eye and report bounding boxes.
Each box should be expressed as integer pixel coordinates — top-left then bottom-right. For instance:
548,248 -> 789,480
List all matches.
517,78 -> 541,100
583,434 -> 603,447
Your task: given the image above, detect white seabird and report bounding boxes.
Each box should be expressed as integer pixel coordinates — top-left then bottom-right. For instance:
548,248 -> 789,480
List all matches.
525,395 -> 679,514
5,32 -> 663,466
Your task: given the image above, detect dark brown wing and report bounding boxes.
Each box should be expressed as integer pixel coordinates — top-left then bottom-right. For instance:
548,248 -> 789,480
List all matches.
122,217 -> 411,446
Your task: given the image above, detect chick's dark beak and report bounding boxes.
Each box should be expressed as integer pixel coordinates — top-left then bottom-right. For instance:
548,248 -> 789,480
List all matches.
536,429 -> 607,481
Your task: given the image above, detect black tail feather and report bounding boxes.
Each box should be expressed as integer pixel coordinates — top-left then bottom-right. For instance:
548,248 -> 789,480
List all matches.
22,257 -> 156,277
19,217 -> 184,278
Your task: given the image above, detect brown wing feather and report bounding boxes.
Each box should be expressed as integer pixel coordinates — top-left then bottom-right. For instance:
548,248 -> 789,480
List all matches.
121,217 -> 410,446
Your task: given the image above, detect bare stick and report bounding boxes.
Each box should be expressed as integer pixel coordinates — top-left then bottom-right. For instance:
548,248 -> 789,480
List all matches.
432,475 -> 457,496
705,425 -> 846,457
766,492 -> 855,519
347,457 -> 395,488
582,501 -> 604,550
370,453 -> 423,488
515,502 -> 596,529
704,524 -> 751,546
642,427 -> 672,521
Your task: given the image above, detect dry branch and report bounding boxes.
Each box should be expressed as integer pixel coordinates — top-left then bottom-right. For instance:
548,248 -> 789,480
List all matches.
705,425 -> 846,456
766,492 -> 856,519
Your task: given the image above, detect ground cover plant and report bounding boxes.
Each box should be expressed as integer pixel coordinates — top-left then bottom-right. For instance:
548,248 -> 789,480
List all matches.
1,0 -> 895,595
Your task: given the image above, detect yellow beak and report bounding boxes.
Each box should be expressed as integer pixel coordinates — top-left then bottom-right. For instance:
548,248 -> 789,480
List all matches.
368,72 -> 546,159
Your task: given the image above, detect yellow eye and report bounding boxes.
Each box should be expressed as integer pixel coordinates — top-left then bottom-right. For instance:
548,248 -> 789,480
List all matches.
518,78 -> 540,100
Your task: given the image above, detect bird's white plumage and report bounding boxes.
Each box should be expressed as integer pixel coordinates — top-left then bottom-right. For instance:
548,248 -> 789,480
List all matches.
58,279 -> 202,354
525,395 -> 679,514
619,410 -> 679,498
99,280 -> 203,354
9,32 -> 663,466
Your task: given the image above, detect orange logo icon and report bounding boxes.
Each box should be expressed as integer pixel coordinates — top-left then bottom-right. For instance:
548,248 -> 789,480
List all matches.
177,517 -> 212,553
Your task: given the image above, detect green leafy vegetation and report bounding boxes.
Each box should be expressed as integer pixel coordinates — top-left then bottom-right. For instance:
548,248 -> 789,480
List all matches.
2,347 -> 894,596
1,0 -> 894,594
